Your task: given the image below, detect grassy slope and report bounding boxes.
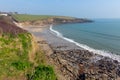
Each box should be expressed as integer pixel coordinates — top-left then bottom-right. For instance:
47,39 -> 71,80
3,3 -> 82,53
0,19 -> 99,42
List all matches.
12,14 -> 75,22
0,16 -> 57,80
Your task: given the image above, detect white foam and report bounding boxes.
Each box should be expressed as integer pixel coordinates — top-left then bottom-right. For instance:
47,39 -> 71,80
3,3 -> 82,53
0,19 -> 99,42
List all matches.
50,25 -> 62,37
50,25 -> 120,62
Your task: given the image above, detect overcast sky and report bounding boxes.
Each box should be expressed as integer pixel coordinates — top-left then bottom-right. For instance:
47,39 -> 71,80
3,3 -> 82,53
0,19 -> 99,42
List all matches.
0,0 -> 120,18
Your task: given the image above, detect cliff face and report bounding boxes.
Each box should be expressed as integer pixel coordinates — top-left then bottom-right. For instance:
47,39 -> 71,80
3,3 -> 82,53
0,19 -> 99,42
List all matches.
16,17 -> 93,27
0,16 -> 26,35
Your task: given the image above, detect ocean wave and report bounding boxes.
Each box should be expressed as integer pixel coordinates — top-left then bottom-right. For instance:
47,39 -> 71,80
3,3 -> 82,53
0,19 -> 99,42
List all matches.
50,25 -> 120,62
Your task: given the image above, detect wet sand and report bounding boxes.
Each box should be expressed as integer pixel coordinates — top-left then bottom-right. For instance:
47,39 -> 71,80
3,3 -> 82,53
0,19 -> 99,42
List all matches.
35,28 -> 83,50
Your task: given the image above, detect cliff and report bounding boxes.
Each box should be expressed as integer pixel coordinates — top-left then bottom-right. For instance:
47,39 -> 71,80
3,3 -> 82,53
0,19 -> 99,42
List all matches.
12,14 -> 93,27
0,16 -> 26,35
0,16 -> 57,80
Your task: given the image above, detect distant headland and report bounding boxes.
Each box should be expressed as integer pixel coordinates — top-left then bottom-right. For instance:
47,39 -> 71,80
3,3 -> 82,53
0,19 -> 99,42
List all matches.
11,14 -> 93,26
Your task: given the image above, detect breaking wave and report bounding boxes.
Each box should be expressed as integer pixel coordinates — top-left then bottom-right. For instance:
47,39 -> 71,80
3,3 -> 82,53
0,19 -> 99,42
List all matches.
50,25 -> 120,62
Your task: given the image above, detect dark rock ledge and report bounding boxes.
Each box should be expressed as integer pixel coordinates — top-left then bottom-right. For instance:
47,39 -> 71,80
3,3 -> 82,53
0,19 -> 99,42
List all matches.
50,49 -> 120,80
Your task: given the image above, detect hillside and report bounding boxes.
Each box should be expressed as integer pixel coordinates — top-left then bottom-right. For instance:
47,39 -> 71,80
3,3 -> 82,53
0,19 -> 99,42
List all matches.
0,16 -> 57,80
12,14 -> 93,26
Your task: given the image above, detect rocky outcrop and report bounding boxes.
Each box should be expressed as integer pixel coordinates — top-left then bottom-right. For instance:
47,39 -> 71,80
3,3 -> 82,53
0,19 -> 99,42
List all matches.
50,49 -> 120,80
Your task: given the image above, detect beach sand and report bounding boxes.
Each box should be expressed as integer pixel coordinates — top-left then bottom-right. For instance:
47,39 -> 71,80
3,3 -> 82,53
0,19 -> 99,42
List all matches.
34,28 -> 83,50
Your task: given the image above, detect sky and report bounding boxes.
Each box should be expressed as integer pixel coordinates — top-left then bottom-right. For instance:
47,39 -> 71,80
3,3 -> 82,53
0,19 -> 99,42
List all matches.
0,0 -> 120,18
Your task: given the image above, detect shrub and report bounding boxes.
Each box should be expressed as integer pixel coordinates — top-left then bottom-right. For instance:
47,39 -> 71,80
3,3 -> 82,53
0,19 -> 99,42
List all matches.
11,61 -> 31,70
27,65 -> 57,80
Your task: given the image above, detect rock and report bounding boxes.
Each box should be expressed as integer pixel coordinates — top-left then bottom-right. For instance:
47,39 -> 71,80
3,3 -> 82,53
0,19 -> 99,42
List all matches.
77,73 -> 85,80
50,49 -> 120,80
116,66 -> 120,77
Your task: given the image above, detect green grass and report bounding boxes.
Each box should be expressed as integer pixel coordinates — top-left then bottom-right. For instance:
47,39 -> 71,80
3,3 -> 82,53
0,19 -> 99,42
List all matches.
11,61 -> 32,70
12,14 -> 54,22
27,65 -> 56,80
0,33 -> 32,77
12,14 -> 75,22
0,33 -> 57,80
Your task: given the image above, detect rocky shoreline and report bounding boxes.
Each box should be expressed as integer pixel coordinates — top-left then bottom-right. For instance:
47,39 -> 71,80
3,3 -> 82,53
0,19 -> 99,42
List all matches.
23,26 -> 120,80
15,21 -> 120,80
41,28 -> 120,80
50,49 -> 120,80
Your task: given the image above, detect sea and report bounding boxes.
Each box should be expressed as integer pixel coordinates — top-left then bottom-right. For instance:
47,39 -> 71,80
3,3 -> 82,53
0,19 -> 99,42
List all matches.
50,19 -> 120,61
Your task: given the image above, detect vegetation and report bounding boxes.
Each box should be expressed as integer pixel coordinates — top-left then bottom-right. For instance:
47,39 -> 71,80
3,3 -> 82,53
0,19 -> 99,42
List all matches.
0,33 -> 57,80
27,65 -> 56,80
0,16 -> 56,80
12,14 -> 52,22
12,14 -> 75,22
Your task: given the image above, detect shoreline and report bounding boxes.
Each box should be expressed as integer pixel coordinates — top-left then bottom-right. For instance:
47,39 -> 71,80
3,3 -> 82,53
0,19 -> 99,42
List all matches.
50,25 -> 120,62
16,23 -> 120,80
44,26 -> 120,80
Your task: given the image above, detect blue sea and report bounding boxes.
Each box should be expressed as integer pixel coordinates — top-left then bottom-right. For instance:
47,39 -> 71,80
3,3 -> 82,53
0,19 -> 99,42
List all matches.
50,19 -> 120,60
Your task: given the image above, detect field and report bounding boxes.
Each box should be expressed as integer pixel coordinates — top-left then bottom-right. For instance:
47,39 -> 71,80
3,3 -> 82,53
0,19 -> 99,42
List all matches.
12,14 -> 75,22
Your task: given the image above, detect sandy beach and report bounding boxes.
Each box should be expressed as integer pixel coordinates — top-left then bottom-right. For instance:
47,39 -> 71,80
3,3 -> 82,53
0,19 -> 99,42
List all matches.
22,25 -> 83,51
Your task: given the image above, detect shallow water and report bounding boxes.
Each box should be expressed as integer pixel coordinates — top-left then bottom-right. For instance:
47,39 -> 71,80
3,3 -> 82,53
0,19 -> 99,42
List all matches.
53,19 -> 120,55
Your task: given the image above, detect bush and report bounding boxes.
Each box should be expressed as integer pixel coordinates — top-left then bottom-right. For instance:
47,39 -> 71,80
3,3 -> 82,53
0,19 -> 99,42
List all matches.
11,61 -> 31,70
27,65 -> 57,80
